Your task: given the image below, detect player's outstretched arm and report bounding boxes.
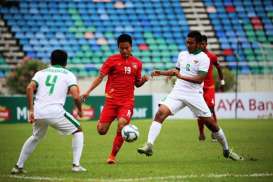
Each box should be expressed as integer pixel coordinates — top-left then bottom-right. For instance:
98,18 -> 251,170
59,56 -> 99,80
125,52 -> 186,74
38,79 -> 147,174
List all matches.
214,62 -> 225,91
69,85 -> 82,117
176,71 -> 207,84
81,73 -> 105,102
26,81 -> 37,123
151,69 -> 179,77
135,75 -> 149,88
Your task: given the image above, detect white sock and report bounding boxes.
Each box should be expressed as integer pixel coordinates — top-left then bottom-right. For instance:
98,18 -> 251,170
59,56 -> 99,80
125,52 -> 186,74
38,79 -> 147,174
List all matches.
16,135 -> 40,168
212,128 -> 229,150
147,121 -> 162,145
72,132 -> 84,166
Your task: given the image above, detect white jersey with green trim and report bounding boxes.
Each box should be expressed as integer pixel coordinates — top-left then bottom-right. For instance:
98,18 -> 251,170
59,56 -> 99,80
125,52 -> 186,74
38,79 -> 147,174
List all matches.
173,50 -> 210,93
32,66 -> 77,119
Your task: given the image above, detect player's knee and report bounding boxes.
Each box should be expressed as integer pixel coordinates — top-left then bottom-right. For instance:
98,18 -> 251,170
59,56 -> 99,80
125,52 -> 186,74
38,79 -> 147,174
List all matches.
155,108 -> 169,122
97,125 -> 107,135
117,119 -> 128,131
97,121 -> 109,135
97,128 -> 107,135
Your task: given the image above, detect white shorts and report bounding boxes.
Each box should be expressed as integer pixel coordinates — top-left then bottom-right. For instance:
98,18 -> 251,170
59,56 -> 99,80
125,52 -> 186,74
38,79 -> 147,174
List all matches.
160,90 -> 211,117
32,111 -> 81,139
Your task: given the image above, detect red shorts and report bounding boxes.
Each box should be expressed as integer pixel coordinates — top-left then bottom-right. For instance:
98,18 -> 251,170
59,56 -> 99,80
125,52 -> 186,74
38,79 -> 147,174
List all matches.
203,87 -> 215,108
99,99 -> 134,124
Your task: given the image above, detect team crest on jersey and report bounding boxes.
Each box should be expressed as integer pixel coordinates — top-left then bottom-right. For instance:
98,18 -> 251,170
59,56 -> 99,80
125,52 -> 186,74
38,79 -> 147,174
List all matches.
193,60 -> 199,64
132,63 -> 138,69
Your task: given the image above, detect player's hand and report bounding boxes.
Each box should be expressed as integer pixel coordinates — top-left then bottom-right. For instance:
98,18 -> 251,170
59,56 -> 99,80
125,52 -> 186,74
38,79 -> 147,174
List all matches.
151,70 -> 161,77
171,69 -> 179,77
219,80 -> 225,92
80,93 -> 88,103
142,75 -> 150,82
78,110 -> 83,118
28,110 -> 35,124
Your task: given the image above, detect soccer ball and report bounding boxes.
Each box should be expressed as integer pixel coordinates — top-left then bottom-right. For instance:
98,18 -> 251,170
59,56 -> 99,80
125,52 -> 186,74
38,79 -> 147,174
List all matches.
121,124 -> 139,142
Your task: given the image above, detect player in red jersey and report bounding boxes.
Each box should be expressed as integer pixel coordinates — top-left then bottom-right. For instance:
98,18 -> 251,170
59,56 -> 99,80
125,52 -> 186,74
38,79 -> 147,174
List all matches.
198,35 -> 225,141
81,34 -> 149,164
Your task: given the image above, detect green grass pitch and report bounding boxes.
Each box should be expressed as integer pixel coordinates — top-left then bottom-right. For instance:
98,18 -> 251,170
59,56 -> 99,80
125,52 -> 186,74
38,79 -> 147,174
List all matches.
0,119 -> 273,182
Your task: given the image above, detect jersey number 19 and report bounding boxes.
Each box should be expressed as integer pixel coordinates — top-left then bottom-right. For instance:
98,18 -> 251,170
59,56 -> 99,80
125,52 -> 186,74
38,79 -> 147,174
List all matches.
124,66 -> 131,74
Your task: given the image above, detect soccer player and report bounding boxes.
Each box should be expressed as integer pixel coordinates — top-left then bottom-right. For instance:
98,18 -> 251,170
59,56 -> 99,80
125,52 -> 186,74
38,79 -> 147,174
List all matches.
81,34 -> 149,164
11,50 -> 86,174
197,34 -> 225,141
137,31 -> 243,161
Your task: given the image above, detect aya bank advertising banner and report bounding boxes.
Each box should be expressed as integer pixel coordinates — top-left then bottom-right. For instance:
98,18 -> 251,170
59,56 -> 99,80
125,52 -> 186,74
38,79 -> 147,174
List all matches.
153,92 -> 273,119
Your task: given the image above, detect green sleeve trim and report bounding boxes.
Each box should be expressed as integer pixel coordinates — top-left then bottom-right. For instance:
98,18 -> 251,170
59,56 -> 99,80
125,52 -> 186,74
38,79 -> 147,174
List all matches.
198,70 -> 207,76
68,84 -> 77,89
32,80 -> 39,88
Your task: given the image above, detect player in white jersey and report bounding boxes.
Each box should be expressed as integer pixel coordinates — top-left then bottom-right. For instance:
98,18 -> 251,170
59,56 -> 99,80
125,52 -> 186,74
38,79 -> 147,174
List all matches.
137,31 -> 243,161
11,50 -> 86,174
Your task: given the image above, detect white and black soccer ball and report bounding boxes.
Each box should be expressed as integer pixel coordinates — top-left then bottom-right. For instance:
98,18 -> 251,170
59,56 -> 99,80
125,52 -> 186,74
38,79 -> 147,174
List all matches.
121,124 -> 139,142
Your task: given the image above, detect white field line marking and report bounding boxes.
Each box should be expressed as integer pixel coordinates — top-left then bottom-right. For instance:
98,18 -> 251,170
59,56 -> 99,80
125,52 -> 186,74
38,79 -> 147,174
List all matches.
4,173 -> 273,182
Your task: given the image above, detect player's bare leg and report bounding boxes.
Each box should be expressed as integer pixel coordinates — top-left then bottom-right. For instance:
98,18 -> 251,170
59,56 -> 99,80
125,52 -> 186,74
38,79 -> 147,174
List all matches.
107,118 -> 127,164
197,118 -> 206,141
137,104 -> 171,156
97,121 -> 118,164
198,107 -> 217,141
210,108 -> 218,142
97,121 -> 111,135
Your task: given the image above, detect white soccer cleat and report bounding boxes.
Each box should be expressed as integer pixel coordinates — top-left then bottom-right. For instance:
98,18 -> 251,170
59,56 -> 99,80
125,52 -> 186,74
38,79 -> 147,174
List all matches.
72,165 -> 87,172
11,165 -> 26,175
137,143 -> 153,156
223,149 -> 244,161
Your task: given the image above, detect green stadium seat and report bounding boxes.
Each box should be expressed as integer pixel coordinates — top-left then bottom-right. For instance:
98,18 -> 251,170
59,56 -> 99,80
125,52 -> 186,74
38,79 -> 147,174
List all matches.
0,56 -> 6,64
154,63 -> 165,70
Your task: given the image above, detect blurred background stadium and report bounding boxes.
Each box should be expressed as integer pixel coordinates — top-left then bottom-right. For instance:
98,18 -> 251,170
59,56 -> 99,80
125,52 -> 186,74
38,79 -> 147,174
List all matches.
0,0 -> 272,120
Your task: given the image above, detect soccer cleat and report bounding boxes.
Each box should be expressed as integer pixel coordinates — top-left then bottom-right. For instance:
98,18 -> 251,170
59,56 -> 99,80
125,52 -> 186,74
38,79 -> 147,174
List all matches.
10,165 -> 26,175
137,143 -> 153,156
107,154 -> 116,164
72,164 -> 87,172
198,134 -> 206,141
223,149 -> 244,161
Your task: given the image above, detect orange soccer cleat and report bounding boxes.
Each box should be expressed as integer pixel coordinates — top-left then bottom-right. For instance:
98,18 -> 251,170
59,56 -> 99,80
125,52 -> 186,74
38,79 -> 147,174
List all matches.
107,154 -> 116,164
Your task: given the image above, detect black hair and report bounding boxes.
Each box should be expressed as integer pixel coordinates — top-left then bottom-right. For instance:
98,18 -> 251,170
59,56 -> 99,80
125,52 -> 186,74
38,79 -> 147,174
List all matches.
187,31 -> 202,43
50,49 -> 67,67
117,33 -> 132,46
201,35 -> 207,43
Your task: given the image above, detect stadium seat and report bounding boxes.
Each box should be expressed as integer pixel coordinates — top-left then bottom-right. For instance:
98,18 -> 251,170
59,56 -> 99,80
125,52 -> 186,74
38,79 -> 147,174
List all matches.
0,0 -> 272,76
203,0 -> 273,74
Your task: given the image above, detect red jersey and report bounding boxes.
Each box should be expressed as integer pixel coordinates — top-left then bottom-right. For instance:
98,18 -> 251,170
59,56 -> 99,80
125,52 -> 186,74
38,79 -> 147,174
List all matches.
100,54 -> 143,101
203,50 -> 218,89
